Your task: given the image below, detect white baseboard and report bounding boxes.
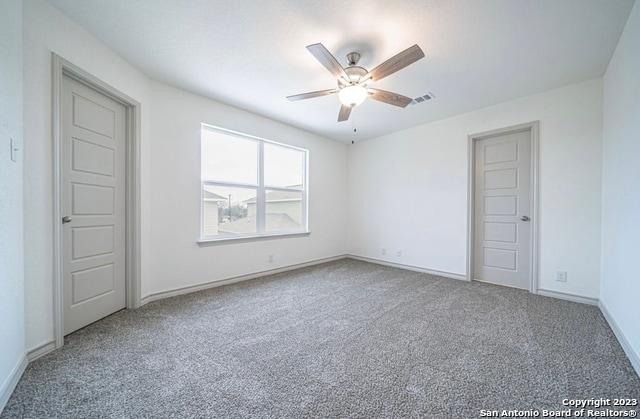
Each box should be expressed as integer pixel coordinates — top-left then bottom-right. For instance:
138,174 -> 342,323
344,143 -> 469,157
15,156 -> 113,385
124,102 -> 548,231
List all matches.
599,300 -> 640,377
536,289 -> 599,306
0,353 -> 27,414
141,254 -> 349,306
347,254 -> 467,281
27,341 -> 57,362
139,253 -> 467,307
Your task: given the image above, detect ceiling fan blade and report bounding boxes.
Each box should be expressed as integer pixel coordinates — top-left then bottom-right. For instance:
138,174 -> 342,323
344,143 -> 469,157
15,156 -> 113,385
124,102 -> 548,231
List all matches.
368,88 -> 413,108
307,43 -> 350,83
338,104 -> 352,122
365,44 -> 425,83
287,89 -> 338,101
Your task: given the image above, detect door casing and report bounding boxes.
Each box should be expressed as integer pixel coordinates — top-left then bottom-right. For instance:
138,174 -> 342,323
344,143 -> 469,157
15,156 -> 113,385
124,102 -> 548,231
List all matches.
466,121 -> 539,293
52,53 -> 141,348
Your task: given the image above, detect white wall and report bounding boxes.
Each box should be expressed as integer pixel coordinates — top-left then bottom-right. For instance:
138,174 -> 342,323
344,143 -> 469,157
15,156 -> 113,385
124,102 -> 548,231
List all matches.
0,0 -> 25,411
600,0 -> 640,372
348,79 -> 604,299
22,0 -> 347,350
147,82 -> 348,298
22,0 -> 152,352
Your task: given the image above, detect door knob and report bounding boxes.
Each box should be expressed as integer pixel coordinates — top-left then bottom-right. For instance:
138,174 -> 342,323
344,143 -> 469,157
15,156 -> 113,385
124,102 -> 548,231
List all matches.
62,216 -> 72,224
520,215 -> 530,221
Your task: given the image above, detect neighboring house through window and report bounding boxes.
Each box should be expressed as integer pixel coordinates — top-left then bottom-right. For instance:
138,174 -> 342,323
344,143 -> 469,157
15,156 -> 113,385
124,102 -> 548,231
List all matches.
200,124 -> 308,241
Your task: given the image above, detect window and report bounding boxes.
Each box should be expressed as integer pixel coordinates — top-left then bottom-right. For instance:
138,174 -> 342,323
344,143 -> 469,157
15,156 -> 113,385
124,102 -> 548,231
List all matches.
200,125 -> 308,241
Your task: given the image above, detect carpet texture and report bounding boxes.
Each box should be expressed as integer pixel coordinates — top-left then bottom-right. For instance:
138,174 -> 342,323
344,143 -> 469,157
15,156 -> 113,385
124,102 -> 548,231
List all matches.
3,259 -> 639,418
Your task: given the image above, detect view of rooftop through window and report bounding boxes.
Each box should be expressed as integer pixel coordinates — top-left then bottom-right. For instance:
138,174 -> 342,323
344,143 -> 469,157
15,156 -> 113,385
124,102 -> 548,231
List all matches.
200,125 -> 308,239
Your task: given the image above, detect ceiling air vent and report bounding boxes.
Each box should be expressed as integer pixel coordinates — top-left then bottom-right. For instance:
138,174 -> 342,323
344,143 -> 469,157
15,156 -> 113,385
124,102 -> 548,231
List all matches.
410,92 -> 435,105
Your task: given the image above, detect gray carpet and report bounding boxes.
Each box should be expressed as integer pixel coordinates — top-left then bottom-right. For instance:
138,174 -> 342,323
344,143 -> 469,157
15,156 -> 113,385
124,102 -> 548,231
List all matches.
3,259 -> 639,418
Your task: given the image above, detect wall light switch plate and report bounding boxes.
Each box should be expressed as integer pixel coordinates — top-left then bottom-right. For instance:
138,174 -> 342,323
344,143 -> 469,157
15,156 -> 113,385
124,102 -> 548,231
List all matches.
10,137 -> 19,162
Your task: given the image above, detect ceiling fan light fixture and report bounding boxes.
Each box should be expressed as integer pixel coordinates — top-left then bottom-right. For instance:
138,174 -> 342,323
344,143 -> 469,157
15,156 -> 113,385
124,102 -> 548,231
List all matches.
288,43 -> 425,121
338,85 -> 368,107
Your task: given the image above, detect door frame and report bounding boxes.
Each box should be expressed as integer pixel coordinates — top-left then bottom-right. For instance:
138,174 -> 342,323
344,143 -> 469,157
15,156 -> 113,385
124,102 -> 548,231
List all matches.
52,54 -> 141,348
466,121 -> 539,293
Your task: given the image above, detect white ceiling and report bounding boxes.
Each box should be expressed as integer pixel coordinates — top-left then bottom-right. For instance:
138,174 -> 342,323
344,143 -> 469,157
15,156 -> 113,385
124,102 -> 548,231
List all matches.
47,0 -> 635,142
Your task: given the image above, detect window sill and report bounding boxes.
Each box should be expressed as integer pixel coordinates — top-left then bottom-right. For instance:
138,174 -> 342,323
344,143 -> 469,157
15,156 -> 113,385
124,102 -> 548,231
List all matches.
197,231 -> 310,246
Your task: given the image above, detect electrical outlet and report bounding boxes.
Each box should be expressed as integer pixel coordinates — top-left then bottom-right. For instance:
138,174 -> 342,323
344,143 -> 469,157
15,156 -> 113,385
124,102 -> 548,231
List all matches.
268,254 -> 274,263
397,250 -> 402,257
381,248 -> 386,256
556,271 -> 567,282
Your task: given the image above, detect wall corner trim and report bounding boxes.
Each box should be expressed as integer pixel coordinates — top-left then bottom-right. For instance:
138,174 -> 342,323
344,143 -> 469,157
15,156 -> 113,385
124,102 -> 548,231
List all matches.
599,300 -> 640,377
0,353 -> 27,413
0,342 -> 58,411
27,341 -> 57,362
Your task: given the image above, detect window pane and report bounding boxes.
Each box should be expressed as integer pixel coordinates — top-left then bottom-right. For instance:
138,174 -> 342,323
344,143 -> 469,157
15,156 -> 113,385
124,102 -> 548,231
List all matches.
264,143 -> 304,188
265,189 -> 303,233
201,128 -> 258,184
202,185 -> 256,236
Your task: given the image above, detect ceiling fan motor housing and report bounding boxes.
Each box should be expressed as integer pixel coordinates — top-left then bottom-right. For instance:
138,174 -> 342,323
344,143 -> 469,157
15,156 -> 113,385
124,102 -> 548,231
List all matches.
346,52 -> 361,66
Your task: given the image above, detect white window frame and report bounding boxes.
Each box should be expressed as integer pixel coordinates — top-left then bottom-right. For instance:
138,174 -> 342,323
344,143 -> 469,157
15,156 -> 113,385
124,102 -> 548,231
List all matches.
198,124 -> 309,245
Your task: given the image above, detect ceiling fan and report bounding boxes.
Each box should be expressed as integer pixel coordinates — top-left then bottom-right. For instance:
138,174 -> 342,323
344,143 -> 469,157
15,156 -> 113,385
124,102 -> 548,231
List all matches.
287,43 -> 425,122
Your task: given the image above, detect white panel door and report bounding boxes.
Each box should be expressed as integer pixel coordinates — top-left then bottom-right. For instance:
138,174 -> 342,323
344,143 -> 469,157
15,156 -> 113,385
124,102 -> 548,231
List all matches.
62,75 -> 126,335
474,130 -> 531,289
